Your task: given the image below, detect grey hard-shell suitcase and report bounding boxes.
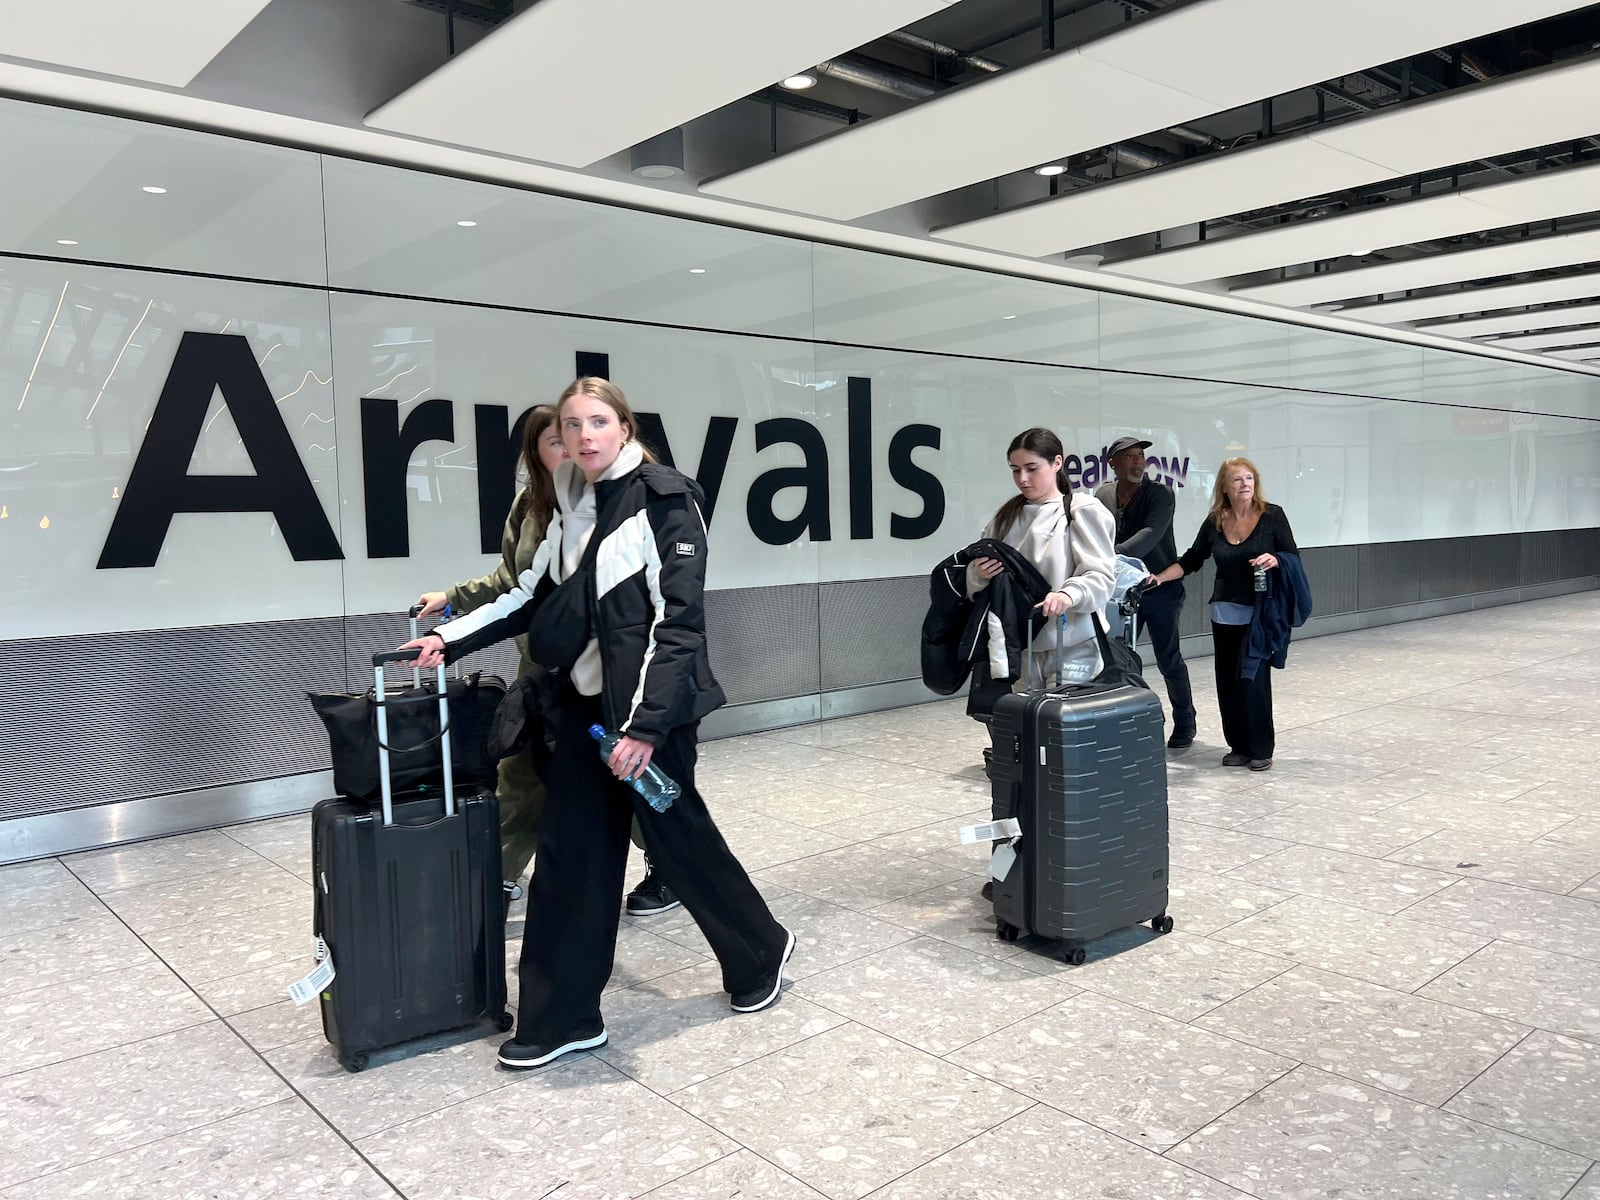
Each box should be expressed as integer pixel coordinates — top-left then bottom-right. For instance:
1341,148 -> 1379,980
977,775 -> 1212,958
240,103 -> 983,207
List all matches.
311,643 -> 512,1072
985,611 -> 1172,964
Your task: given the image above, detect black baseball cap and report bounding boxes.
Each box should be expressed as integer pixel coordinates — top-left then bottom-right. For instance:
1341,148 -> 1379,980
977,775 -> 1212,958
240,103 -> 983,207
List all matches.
1107,435 -> 1153,457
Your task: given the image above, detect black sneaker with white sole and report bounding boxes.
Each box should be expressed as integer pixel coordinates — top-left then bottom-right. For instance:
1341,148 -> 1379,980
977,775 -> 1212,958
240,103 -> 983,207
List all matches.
497,1026 -> 606,1070
625,866 -> 681,916
730,927 -> 796,1013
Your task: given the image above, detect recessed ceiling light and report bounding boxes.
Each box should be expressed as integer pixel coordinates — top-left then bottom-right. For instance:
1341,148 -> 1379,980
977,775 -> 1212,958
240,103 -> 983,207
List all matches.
689,268 -> 707,274
55,239 -> 78,246
1034,163 -> 1067,177
1002,314 -> 1017,320
456,219 -> 478,228
781,71 -> 818,90
142,185 -> 167,194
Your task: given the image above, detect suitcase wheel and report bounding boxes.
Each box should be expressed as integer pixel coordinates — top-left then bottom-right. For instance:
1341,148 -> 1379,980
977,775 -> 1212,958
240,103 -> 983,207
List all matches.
495,1010 -> 515,1032
1151,914 -> 1175,935
995,920 -> 1019,943
1058,944 -> 1087,966
340,1052 -> 370,1073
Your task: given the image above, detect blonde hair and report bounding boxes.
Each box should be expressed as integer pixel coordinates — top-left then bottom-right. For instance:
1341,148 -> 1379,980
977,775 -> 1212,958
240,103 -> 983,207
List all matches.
556,377 -> 659,464
1209,456 -> 1268,529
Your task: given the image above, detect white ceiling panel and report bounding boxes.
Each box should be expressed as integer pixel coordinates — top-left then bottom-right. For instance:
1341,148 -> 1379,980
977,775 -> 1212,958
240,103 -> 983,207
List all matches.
367,0 -> 955,168
1232,231 -> 1600,306
936,54 -> 1600,257
1485,325 -> 1600,350
702,0 -> 1592,221
1347,268 -> 1600,324
1106,159 -> 1600,285
4,0 -> 272,87
1544,345 -> 1600,360
1422,301 -> 1600,338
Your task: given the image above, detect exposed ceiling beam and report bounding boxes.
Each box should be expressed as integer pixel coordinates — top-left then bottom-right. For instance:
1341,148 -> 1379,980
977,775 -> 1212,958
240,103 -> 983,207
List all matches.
1418,300 -> 1600,338
1343,266 -> 1600,324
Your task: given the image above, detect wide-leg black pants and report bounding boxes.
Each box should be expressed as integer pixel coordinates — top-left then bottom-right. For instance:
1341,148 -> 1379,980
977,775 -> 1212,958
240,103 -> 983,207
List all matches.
512,690 -> 786,1045
1211,621 -> 1274,759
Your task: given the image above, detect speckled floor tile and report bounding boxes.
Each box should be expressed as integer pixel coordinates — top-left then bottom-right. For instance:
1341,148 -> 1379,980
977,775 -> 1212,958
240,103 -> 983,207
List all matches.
0,862 -> 106,938
1568,1164 -> 1600,1200
796,755 -> 955,803
1576,872 -> 1600,900
1386,829 -> 1600,895
1402,879 -> 1600,963
715,813 -> 855,872
265,1025 -> 530,1139
1167,787 -> 1294,829
0,1022 -> 289,1191
1227,844 -> 1457,915
642,1150 -> 828,1200
226,997 -> 324,1054
359,1054 -> 736,1199
735,782 -> 914,830
867,878 -> 1030,960
140,897 -> 309,985
735,893 -> 920,981
603,922 -> 711,993
0,912 -> 155,996
97,859 -> 309,936
63,831 -> 267,894
1445,1031 -> 1600,1159
1011,928 -> 1293,1021
0,959 -> 212,1076
0,1097 -> 394,1200
867,1103 -> 1250,1199
1163,866 -> 1294,936
1234,804 -> 1442,857
1361,767 -> 1543,804
863,816 -> 993,875
595,960 -> 844,1094
221,814 -> 313,881
947,991 -> 1295,1152
792,937 -> 1073,1055
1540,817 -> 1600,857
186,958 -> 313,1017
1195,964 -> 1528,1105
1213,894 -> 1488,990
753,846 -> 970,913
1168,1065 -> 1590,1200
1382,794 -> 1581,841
1168,820 -> 1292,872
675,1022 -> 1029,1200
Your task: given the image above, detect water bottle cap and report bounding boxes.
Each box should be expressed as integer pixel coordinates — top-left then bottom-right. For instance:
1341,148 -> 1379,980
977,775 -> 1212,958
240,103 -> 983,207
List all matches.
588,724 -> 607,740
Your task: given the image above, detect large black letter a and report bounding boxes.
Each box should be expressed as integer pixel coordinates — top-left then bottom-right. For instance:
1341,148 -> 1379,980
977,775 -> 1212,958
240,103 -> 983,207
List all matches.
97,332 -> 342,568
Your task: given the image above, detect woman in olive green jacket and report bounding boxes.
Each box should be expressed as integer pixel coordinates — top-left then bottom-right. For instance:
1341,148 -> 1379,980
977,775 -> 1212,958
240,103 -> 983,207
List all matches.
416,406 -> 564,888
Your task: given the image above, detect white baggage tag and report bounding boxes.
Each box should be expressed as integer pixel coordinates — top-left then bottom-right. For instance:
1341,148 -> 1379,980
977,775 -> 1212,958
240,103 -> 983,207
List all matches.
286,937 -> 336,1007
959,818 -> 1021,845
988,842 -> 1018,881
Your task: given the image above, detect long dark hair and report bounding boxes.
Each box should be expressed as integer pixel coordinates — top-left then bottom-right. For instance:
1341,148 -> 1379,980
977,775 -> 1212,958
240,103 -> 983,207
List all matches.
517,404 -> 560,532
989,427 -> 1072,536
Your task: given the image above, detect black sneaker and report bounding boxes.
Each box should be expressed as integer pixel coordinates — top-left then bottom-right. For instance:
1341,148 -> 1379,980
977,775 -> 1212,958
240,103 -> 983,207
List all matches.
1221,752 -> 1250,767
730,927 -> 796,1013
497,1026 -> 606,1070
625,867 -> 681,916
502,880 -> 523,921
1167,727 -> 1196,750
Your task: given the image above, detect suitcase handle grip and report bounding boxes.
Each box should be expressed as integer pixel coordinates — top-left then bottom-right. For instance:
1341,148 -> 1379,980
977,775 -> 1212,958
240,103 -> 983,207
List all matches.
373,649 -> 426,667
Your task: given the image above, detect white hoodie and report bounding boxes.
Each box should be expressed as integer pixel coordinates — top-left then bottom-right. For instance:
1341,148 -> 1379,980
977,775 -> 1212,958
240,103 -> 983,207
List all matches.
554,441 -> 645,696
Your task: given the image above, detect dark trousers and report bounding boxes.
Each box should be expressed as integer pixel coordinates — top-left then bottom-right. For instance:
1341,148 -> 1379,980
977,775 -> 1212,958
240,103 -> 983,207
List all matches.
514,690 -> 786,1045
1136,581 -> 1196,731
1211,622 -> 1274,759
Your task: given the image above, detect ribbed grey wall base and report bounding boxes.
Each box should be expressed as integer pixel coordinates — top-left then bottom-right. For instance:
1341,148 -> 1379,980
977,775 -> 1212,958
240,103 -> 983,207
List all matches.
3,528 -> 1596,863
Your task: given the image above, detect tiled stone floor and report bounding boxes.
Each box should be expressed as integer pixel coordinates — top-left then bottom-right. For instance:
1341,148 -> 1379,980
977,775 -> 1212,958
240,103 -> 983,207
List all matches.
3,593 -> 1600,1199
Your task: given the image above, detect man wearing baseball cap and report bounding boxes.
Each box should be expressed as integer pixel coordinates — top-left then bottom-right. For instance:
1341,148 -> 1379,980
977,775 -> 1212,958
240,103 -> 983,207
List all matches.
1095,436 -> 1196,749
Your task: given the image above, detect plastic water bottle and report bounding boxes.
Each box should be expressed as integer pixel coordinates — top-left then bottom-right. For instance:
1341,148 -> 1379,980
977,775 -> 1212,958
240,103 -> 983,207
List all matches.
588,725 -> 679,812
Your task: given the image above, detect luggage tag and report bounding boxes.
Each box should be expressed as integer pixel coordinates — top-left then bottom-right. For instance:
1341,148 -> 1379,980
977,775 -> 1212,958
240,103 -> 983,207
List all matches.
958,818 -> 1021,845
987,841 -> 1018,882
286,935 -> 337,1007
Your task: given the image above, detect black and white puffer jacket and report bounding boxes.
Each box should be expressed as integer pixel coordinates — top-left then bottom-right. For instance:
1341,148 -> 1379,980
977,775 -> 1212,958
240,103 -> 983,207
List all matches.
437,449 -> 726,746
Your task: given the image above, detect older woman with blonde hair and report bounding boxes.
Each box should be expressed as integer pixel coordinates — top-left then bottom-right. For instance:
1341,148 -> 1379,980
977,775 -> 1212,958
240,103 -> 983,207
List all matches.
1145,457 -> 1297,771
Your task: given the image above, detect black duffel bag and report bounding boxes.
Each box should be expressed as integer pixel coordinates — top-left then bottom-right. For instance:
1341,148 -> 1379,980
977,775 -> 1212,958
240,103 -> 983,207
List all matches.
309,671 -> 506,803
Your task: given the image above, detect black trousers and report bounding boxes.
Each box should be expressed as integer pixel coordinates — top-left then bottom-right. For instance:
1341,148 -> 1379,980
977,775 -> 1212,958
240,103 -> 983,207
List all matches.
1136,581 -> 1196,732
1211,622 -> 1274,759
514,690 -> 786,1045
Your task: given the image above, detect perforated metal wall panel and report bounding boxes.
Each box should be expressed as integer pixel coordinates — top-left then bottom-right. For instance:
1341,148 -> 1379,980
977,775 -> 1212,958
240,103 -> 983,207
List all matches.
819,577 -> 926,691
1466,534 -> 1519,595
0,617 -> 347,820
1177,562 -> 1217,640
1303,545 -> 1359,615
705,583 -> 821,704
1562,528 -> 1600,578
1520,530 -> 1566,586
1358,543 -> 1423,610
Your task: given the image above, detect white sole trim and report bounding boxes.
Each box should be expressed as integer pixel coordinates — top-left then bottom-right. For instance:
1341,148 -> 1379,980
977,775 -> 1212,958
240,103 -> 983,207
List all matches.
730,927 -> 796,1013
498,1030 -> 607,1069
626,898 -> 683,916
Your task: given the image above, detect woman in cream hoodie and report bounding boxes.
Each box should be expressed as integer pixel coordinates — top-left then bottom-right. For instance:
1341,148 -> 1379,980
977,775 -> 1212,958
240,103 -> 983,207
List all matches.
969,427 -> 1118,689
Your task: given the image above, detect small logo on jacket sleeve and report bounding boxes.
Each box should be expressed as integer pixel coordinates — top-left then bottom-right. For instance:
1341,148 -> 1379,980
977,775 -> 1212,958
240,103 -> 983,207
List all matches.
675,541 -> 696,556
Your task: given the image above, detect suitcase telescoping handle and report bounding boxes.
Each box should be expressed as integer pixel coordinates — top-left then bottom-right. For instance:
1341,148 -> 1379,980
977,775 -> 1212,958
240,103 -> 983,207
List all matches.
1029,613 -> 1071,692
406,603 -> 457,689
371,649 -> 456,827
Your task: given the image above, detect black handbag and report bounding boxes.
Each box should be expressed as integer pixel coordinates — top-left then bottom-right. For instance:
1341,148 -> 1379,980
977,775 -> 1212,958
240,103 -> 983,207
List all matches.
1080,612 -> 1149,693
308,671 -> 506,803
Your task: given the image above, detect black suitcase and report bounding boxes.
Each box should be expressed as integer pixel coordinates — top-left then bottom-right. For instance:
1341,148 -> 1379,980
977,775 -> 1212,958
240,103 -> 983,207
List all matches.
311,648 -> 512,1072
985,610 -> 1172,964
